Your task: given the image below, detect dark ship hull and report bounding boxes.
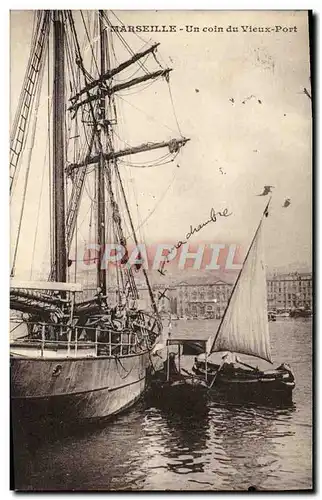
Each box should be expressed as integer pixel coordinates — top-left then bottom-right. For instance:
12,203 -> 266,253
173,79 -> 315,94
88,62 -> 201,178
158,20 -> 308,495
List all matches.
11,349 -> 151,422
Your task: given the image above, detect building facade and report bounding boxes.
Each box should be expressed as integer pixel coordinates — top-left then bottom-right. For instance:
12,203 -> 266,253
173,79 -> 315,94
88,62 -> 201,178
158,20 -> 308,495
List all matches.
176,279 -> 232,319
79,272 -> 312,318
173,273 -> 312,319
267,272 -> 312,312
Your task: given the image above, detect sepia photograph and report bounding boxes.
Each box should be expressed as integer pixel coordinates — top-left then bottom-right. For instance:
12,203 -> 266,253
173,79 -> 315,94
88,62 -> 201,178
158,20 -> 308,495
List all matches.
9,9 -> 312,491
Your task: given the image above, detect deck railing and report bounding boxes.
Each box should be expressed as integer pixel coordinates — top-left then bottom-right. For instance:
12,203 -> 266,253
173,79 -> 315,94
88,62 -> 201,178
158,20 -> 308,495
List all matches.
10,319 -> 153,358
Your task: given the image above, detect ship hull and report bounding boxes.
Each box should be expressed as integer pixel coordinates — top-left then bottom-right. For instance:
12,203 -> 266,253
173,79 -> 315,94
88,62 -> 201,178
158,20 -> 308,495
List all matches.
11,351 -> 150,422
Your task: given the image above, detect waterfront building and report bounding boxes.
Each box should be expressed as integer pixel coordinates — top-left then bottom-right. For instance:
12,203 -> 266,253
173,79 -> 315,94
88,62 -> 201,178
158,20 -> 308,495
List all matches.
79,271 -> 312,318
267,272 -> 312,312
173,272 -> 312,318
176,278 -> 232,319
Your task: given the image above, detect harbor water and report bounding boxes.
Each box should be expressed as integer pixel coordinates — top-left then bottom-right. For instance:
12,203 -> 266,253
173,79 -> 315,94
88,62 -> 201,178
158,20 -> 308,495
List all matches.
12,318 -> 312,491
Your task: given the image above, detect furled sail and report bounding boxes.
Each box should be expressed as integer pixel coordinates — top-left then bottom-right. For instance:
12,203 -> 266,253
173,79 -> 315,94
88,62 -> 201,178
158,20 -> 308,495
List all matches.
210,209 -> 272,363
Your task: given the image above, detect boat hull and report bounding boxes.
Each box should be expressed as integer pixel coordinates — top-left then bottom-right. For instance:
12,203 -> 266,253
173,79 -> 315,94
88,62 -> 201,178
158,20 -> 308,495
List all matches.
11,351 -> 150,421
193,362 -> 295,404
147,377 -> 208,412
210,376 -> 294,404
289,310 -> 312,318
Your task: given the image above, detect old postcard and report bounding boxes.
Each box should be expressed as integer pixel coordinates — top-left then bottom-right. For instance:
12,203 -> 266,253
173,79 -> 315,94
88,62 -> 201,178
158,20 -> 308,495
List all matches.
10,10 -> 312,491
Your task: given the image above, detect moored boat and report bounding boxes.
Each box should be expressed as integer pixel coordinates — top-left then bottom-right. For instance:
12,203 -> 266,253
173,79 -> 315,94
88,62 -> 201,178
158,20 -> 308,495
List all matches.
289,308 -> 312,318
268,310 -> 277,321
191,199 -> 296,403
193,356 -> 295,404
149,338 -> 208,408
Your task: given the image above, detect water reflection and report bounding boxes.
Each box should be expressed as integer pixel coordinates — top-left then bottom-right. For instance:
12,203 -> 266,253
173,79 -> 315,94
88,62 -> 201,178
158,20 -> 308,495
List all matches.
138,396 -> 211,486
161,406 -> 209,475
207,401 -> 296,491
12,394 -> 306,492
12,406 -> 148,491
11,318 -> 311,491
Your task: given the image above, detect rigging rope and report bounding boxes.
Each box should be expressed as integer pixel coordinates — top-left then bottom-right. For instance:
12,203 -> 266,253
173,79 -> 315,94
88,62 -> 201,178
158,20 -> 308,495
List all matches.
10,11 -> 43,140
80,10 -> 100,76
10,12 -> 50,195
117,76 -> 162,97
11,36 -> 48,277
114,162 -> 159,316
30,96 -> 53,280
111,55 -> 150,83
115,93 -> 179,136
126,171 -> 177,239
101,11 -> 150,77
110,10 -> 153,48
114,355 -> 136,379
117,151 -> 179,169
63,10 -> 178,323
167,79 -> 183,138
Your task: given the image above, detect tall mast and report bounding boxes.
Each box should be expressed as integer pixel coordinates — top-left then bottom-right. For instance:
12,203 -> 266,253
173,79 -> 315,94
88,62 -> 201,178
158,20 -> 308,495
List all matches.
53,11 -> 67,283
96,10 -> 107,294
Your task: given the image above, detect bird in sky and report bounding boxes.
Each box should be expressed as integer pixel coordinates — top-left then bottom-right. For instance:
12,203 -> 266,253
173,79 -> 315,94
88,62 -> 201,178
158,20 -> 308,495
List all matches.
242,94 -> 256,104
257,185 -> 274,196
229,97 -> 235,104
195,88 -> 200,93
282,198 -> 291,208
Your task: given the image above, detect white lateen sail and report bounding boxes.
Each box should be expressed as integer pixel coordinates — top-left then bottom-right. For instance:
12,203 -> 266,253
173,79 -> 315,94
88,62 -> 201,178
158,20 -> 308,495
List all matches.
210,205 -> 272,363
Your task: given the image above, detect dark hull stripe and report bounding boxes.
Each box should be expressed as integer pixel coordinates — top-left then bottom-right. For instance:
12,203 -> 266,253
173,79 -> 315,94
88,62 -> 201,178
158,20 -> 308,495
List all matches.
11,374 -> 146,400
108,375 -> 146,393
11,390 -> 145,422
10,349 -> 151,362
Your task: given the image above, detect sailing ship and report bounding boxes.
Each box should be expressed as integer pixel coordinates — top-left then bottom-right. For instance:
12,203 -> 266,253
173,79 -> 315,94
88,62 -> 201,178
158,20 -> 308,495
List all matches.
10,10 -> 189,420
192,200 -> 296,403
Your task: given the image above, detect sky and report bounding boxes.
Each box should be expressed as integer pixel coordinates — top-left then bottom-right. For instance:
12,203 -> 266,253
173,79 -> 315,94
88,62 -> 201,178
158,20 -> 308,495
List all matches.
10,10 -> 312,279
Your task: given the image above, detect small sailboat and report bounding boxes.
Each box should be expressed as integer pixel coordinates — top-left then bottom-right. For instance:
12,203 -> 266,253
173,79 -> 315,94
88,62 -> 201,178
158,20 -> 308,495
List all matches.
192,200 -> 295,403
